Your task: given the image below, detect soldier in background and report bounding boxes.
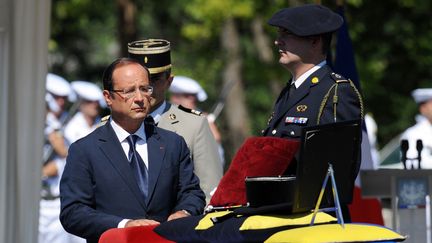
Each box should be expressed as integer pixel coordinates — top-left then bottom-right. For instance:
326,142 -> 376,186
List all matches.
40,73 -> 84,243
128,39 -> 223,203
400,88 -> 432,169
64,81 -> 105,143
169,75 -> 225,167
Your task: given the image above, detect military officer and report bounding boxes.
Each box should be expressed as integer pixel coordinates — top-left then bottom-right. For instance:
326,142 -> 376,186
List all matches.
169,75 -> 225,167
128,39 -> 223,203
262,4 -> 363,222
400,88 -> 432,169
263,4 -> 363,139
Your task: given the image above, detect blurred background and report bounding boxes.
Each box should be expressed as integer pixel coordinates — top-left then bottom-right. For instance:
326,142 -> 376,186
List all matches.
47,0 -> 432,168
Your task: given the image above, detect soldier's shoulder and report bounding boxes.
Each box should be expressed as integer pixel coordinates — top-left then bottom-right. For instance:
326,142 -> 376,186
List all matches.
164,105 -> 206,124
329,72 -> 350,84
177,105 -> 203,116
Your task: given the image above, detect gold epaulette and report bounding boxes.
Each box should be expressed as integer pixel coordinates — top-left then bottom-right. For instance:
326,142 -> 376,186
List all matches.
97,115 -> 110,127
316,73 -> 364,124
330,72 -> 349,83
177,105 -> 203,116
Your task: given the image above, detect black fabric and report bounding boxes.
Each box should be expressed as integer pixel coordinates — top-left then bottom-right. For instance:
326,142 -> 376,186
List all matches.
154,214 -> 312,243
267,4 -> 343,36
154,215 -> 205,243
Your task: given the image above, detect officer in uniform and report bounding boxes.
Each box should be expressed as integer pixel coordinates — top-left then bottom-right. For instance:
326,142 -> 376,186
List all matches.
127,39 -> 223,203
262,4 -> 364,222
169,75 -> 225,167
400,88 -> 432,169
64,81 -> 105,143
263,4 -> 363,139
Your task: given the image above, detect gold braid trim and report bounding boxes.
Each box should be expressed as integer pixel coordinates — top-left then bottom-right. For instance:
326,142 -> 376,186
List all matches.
316,79 -> 364,125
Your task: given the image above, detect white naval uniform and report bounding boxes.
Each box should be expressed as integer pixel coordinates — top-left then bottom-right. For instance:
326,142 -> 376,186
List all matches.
39,112 -> 85,243
64,112 -> 100,143
400,118 -> 432,169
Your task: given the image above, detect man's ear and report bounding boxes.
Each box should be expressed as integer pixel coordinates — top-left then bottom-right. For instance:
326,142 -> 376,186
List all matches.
103,90 -> 112,107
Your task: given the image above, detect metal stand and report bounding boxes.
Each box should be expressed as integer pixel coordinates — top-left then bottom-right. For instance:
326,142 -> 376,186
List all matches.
310,163 -> 345,227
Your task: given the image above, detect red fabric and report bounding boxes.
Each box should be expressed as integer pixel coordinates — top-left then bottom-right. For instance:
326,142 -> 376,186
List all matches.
98,225 -> 174,243
209,137 -> 300,206
349,186 -> 384,225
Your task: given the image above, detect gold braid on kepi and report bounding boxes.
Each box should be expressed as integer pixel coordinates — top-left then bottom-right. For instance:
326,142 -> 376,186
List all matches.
127,39 -> 172,74
316,74 -> 364,125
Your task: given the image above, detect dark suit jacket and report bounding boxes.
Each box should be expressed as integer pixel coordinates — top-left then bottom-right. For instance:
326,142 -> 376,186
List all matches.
60,121 -> 205,243
263,65 -> 362,139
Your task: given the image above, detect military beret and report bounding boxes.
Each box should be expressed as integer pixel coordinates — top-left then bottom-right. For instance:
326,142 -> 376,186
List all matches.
128,39 -> 171,74
268,4 -> 343,36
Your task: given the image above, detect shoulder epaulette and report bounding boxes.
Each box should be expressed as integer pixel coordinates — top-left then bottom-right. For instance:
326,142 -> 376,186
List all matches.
178,105 -> 203,116
330,72 -> 349,83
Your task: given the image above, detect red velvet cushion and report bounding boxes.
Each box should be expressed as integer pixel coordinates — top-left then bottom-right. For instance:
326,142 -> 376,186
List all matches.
98,225 -> 174,243
209,137 -> 300,207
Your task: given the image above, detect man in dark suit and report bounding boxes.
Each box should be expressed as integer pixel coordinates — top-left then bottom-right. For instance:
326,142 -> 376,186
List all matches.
60,58 -> 205,243
262,4 -> 363,139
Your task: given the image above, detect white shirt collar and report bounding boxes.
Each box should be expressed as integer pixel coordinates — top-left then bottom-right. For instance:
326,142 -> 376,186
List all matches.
110,118 -> 146,143
150,101 -> 167,124
292,60 -> 326,88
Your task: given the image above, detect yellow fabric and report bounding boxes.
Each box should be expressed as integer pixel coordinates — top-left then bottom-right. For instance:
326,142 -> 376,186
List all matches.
264,223 -> 406,243
239,212 -> 336,231
195,211 -> 233,230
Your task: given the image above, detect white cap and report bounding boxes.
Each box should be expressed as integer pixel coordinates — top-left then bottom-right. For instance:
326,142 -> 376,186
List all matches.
71,81 -> 106,107
169,76 -> 208,102
46,73 -> 73,97
411,88 -> 432,104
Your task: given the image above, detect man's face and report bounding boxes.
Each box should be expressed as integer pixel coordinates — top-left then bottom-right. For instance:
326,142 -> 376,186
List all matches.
420,100 -> 432,123
169,93 -> 197,110
103,63 -> 151,125
51,94 -> 68,116
80,99 -> 100,120
274,28 -> 313,69
149,72 -> 173,112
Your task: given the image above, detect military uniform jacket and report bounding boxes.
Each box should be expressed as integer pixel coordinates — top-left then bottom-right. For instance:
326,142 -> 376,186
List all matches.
158,103 -> 223,202
263,65 -> 362,139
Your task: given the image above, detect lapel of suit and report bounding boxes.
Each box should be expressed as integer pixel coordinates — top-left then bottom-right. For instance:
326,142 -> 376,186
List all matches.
97,122 -> 147,210
272,66 -> 331,125
144,122 -> 166,205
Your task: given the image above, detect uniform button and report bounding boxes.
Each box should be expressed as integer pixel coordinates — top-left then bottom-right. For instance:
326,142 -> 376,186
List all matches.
290,131 -> 295,135
272,129 -> 277,135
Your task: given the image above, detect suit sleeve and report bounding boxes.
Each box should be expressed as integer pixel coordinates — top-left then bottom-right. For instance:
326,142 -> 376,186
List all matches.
173,136 -> 206,215
190,117 -> 223,202
60,142 -> 122,241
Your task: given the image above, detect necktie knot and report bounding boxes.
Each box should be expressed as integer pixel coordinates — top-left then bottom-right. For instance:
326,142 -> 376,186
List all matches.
127,135 -> 139,160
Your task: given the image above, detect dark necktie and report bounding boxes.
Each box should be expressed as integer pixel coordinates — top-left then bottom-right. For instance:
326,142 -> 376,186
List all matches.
288,82 -> 296,98
127,135 -> 148,199
279,82 -> 296,109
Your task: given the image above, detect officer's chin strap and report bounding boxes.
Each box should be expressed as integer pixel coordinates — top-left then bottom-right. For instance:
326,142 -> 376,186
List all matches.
316,79 -> 364,125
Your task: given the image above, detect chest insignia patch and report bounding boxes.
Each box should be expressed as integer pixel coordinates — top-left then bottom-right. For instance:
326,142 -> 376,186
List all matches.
169,113 -> 176,120
285,116 -> 308,124
296,105 -> 308,112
